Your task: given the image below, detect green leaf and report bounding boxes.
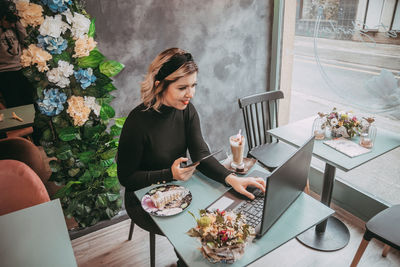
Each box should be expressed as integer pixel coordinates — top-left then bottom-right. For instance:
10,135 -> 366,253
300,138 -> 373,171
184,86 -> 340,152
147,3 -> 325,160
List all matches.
88,18 -> 96,38
89,163 -> 102,178
100,147 -> 118,160
100,103 -> 115,121
59,127 -> 80,141
97,94 -> 115,105
53,51 -> 71,64
56,144 -> 73,160
106,163 -> 117,177
96,195 -> 107,208
110,125 -> 121,136
99,60 -> 124,77
104,176 -> 119,189
53,180 -> 82,198
77,49 -> 105,68
106,193 -> 120,202
93,68 -> 112,88
78,150 -> 95,163
78,170 -> 92,183
105,207 -> 114,219
100,158 -> 114,167
104,83 -> 117,92
115,117 -> 126,128
84,124 -> 106,139
84,205 -> 92,214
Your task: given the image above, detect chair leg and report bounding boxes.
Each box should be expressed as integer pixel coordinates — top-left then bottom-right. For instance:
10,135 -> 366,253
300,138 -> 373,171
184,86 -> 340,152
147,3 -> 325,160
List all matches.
351,238 -> 370,267
128,220 -> 134,241
382,244 -> 390,257
304,178 -> 310,195
150,232 -> 155,267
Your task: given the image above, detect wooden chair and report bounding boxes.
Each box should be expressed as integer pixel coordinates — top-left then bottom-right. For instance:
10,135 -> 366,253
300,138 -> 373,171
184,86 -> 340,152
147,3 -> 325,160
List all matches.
238,91 -> 311,193
238,91 -> 296,170
350,205 -> 400,266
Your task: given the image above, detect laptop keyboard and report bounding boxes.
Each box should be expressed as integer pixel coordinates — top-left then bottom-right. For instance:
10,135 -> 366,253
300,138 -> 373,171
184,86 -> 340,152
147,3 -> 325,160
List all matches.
233,188 -> 265,228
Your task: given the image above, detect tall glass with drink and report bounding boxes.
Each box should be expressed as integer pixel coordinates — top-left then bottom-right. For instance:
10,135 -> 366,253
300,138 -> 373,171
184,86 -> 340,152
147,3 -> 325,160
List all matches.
229,132 -> 245,171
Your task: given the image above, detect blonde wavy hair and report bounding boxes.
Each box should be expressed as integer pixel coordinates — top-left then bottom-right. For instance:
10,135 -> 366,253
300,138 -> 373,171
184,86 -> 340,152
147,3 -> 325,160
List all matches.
141,48 -> 198,111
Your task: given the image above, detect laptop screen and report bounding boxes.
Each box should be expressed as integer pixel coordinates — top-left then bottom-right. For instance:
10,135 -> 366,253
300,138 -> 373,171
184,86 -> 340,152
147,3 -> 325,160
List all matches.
259,136 -> 315,237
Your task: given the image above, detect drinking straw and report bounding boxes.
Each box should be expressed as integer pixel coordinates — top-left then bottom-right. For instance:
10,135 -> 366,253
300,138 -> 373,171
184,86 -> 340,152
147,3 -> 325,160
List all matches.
237,129 -> 241,139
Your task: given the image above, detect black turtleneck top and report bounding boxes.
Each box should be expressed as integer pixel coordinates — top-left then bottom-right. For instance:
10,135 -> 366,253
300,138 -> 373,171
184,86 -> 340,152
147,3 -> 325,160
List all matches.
117,102 -> 231,193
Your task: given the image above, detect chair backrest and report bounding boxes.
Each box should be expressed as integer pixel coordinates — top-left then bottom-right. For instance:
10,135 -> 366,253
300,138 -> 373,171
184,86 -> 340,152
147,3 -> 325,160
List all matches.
0,160 -> 50,216
0,137 -> 50,183
238,91 -> 284,151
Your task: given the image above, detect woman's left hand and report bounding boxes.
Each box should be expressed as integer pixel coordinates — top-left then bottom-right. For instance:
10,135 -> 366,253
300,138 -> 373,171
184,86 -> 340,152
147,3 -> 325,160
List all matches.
225,174 -> 266,200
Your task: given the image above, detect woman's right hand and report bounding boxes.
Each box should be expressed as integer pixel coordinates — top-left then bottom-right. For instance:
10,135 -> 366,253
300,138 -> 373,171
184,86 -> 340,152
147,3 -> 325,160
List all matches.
171,157 -> 199,181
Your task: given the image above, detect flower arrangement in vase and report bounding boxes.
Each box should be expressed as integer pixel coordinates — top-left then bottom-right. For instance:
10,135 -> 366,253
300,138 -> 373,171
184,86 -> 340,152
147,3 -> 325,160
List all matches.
324,108 -> 361,138
187,209 -> 255,263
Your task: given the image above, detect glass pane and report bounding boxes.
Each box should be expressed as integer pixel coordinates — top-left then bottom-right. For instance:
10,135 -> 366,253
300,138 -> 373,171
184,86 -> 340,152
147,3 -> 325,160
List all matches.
364,0 -> 384,30
289,0 -> 400,204
392,2 -> 400,31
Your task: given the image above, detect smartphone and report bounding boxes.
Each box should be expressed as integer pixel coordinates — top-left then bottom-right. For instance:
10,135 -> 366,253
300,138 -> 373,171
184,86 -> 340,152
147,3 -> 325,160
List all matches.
182,149 -> 223,168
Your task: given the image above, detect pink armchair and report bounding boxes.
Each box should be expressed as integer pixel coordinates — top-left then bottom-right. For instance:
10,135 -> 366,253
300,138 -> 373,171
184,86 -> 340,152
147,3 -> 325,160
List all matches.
0,159 -> 50,216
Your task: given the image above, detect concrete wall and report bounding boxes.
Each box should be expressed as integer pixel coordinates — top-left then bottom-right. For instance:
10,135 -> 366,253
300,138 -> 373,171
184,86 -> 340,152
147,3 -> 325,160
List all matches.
85,0 -> 273,158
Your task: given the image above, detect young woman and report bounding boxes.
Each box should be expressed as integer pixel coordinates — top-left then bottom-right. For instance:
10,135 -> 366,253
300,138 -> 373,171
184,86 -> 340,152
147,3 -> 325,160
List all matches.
117,48 -> 265,262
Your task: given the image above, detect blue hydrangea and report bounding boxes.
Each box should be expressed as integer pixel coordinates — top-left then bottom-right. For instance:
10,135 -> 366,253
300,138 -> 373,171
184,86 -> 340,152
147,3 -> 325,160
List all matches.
41,0 -> 72,13
37,88 -> 67,116
74,68 -> 97,89
37,35 -> 68,55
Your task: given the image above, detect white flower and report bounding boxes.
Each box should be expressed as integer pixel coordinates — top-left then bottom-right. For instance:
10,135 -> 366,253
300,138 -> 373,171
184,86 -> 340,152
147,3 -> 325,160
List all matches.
330,118 -> 338,126
58,60 -> 74,76
46,60 -> 74,88
39,14 -> 70,38
84,96 -> 101,116
62,9 -> 91,39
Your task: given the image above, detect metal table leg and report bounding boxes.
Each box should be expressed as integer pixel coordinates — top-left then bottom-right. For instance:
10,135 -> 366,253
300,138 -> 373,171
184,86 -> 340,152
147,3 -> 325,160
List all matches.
296,163 -> 350,251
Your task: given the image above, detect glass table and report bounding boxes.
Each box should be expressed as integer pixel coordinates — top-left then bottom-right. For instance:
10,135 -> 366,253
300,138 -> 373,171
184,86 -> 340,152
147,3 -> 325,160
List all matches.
0,199 -> 77,267
268,116 -> 400,251
135,163 -> 334,266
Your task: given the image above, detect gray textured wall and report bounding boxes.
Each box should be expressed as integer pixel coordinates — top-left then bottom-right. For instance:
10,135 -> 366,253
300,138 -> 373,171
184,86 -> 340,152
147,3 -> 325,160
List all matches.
85,0 -> 273,158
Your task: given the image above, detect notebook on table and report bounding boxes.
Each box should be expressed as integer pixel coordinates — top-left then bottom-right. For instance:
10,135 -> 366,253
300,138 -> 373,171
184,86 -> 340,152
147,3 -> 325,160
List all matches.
323,137 -> 371,158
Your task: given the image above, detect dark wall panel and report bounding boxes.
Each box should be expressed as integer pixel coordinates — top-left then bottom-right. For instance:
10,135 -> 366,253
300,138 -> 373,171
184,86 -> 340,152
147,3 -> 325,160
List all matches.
86,0 -> 273,158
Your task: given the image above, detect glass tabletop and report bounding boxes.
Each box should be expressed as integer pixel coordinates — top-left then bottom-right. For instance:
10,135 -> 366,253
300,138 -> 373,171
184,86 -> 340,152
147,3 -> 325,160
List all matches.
135,164 -> 334,266
268,116 -> 400,172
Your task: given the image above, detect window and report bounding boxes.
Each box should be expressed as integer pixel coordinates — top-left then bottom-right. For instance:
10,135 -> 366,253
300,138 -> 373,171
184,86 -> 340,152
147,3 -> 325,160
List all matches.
283,0 -> 400,205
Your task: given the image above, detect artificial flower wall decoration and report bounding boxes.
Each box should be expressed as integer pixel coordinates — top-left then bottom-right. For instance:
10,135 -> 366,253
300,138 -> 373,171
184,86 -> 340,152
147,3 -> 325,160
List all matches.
18,0 -> 125,228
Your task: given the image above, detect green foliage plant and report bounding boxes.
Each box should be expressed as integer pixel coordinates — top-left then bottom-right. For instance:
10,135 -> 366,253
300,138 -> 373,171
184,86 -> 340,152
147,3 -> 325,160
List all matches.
18,0 -> 125,228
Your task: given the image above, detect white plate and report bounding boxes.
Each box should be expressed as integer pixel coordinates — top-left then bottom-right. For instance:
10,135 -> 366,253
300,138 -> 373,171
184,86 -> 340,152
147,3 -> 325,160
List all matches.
141,185 -> 192,216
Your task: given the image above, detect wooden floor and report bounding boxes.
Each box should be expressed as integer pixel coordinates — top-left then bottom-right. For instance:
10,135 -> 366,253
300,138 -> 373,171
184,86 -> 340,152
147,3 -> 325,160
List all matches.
72,200 -> 400,267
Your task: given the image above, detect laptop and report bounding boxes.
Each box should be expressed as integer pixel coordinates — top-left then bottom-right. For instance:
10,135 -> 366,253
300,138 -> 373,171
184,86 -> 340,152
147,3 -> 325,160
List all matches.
206,136 -> 315,238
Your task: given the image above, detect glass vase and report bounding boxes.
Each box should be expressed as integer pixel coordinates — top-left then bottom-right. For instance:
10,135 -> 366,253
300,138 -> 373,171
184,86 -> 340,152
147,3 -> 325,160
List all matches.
312,115 -> 326,140
359,118 -> 377,148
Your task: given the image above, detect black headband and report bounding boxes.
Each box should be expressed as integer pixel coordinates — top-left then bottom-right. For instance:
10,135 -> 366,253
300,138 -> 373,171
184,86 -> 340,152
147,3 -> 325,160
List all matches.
155,53 -> 193,81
